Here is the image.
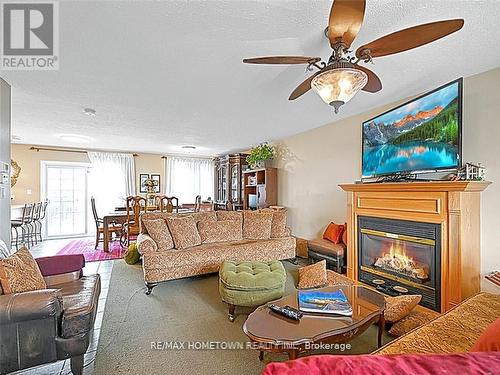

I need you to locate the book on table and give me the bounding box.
[298,289,353,316]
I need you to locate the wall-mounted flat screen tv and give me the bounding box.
[362,78,462,179]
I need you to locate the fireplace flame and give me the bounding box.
[374,241,429,280]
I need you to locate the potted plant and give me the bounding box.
[246,143,275,169]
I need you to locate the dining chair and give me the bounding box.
[194,195,202,212]
[10,203,34,250]
[156,195,179,213]
[121,196,147,246]
[91,197,122,250]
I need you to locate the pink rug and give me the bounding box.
[56,239,126,262]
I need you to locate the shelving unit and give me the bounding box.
[243,168,277,210]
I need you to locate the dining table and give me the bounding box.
[101,208,195,252]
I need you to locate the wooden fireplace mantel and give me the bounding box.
[339,181,491,312]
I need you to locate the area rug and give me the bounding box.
[55,238,125,262]
[94,261,391,375]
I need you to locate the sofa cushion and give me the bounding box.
[142,218,174,251]
[388,309,440,337]
[216,211,242,222]
[384,295,422,323]
[308,238,346,257]
[375,292,500,355]
[262,208,288,238]
[192,211,217,224]
[297,260,327,289]
[141,237,296,283]
[198,220,242,244]
[59,274,101,338]
[243,210,273,240]
[0,247,46,294]
[471,317,500,352]
[166,216,202,249]
[323,222,344,244]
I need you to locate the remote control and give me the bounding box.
[268,304,303,321]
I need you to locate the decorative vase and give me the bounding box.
[252,160,265,169]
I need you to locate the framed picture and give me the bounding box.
[151,174,161,193]
[139,173,150,193]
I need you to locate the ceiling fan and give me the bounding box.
[243,0,464,113]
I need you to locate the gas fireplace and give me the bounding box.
[358,216,441,311]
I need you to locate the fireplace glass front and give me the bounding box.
[358,217,441,311]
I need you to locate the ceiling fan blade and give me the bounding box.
[328,0,366,48]
[355,65,382,93]
[356,19,464,59]
[289,72,320,100]
[242,56,321,65]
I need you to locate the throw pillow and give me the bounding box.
[384,295,422,323]
[0,247,46,294]
[297,260,328,289]
[191,211,217,224]
[323,222,344,244]
[242,210,273,240]
[326,269,356,287]
[143,218,174,251]
[124,243,141,265]
[388,310,440,337]
[216,211,243,222]
[342,223,348,245]
[471,317,500,352]
[198,220,242,244]
[262,208,288,238]
[166,216,202,249]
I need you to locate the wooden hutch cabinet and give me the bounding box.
[213,154,248,210]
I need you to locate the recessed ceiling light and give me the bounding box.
[83,108,96,116]
[181,145,196,150]
[57,134,94,144]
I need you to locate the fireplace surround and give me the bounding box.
[340,181,490,312]
[358,216,441,311]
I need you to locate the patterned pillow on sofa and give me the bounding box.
[192,211,217,224]
[261,208,288,238]
[198,220,242,244]
[0,247,46,294]
[242,210,273,240]
[142,218,174,251]
[216,211,242,222]
[166,216,202,249]
[384,295,422,323]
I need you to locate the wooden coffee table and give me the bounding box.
[243,285,385,360]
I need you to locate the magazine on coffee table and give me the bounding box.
[298,289,353,316]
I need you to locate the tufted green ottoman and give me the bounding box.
[219,260,286,322]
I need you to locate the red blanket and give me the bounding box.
[262,352,500,375]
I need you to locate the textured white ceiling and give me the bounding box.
[3,0,500,156]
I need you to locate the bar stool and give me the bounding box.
[11,203,34,250]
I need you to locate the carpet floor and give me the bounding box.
[94,260,391,375]
[56,239,125,262]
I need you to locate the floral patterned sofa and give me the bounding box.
[136,209,296,294]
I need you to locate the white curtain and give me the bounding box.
[88,152,135,216]
[166,156,214,204]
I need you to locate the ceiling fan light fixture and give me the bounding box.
[311,67,368,113]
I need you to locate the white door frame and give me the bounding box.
[40,160,91,239]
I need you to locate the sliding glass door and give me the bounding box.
[41,162,89,238]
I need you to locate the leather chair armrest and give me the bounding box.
[0,289,63,325]
[36,254,85,277]
[137,233,158,255]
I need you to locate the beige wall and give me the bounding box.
[274,67,500,287]
[10,144,165,204]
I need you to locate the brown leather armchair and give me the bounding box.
[0,254,101,375]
